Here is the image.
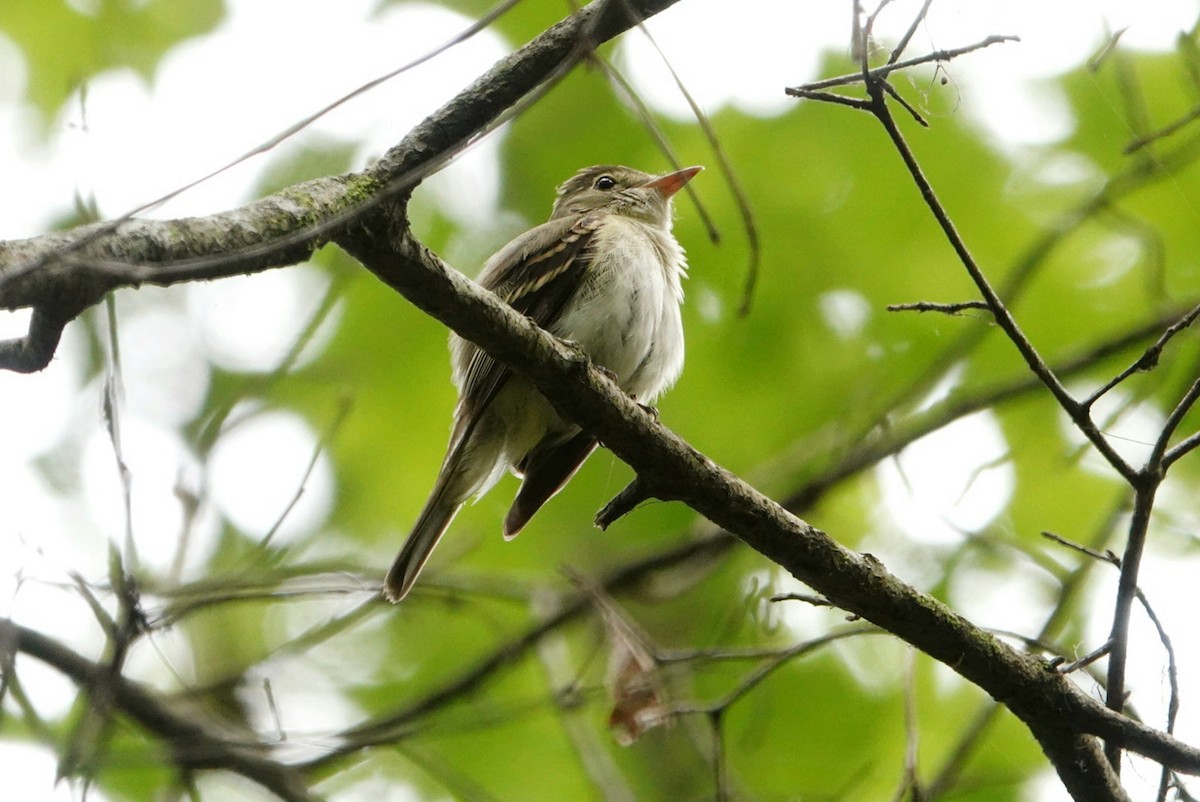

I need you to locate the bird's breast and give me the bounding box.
[551,217,686,403]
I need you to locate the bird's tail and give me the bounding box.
[385,415,503,602]
[384,485,461,602]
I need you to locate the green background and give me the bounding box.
[5,2,1200,800]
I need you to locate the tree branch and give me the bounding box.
[7,2,1200,799]
[0,175,365,371]
[0,0,684,373]
[860,77,1140,488]
[785,34,1020,96]
[0,619,317,802]
[312,16,1200,798]
[0,306,69,373]
[333,193,1200,787]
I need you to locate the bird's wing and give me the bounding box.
[450,212,603,445]
[503,430,599,539]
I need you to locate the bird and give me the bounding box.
[384,164,702,602]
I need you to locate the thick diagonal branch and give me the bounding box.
[0,0,683,372]
[342,219,1200,795]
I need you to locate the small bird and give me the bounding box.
[384,164,702,602]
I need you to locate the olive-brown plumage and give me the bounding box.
[384,164,701,602]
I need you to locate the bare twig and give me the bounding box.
[887,648,923,802]
[0,307,69,373]
[880,77,931,125]
[1163,429,1200,468]
[784,88,873,111]
[888,0,935,66]
[887,300,991,315]
[1105,484,1156,772]
[1150,378,1200,468]
[1041,527,1181,794]
[927,495,1133,800]
[786,35,1019,96]
[2,619,316,802]
[621,20,762,315]
[595,478,654,529]
[1041,530,1118,564]
[860,57,1139,490]
[1083,302,1200,409]
[814,15,1169,795]
[770,592,837,608]
[670,629,876,714]
[1089,27,1129,73]
[710,711,730,802]
[1125,105,1200,155]
[258,397,353,549]
[1056,642,1115,675]
[1141,586,1181,802]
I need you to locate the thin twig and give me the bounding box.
[861,62,1140,486]
[625,21,762,315]
[887,300,991,315]
[1056,641,1115,675]
[671,629,879,716]
[888,0,935,66]
[259,397,353,549]
[1041,530,1118,564]
[1150,377,1200,468]
[594,478,653,529]
[786,35,1020,96]
[887,647,922,802]
[784,89,874,111]
[1140,586,1181,802]
[769,592,837,608]
[588,51,721,244]
[1084,302,1200,409]
[927,495,1133,800]
[1125,104,1200,155]
[1163,429,1200,469]
[3,613,322,801]
[0,307,69,373]
[1042,528,1180,795]
[844,27,1141,796]
[881,78,930,126]
[1089,28,1129,73]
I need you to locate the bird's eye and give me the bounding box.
[594,175,617,190]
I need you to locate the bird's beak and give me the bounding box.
[643,165,703,198]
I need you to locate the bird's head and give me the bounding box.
[550,164,702,225]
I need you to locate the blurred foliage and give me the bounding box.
[6,2,1200,802]
[2,0,224,124]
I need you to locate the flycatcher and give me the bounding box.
[385,164,702,601]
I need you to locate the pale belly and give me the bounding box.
[550,216,685,403]
[445,215,688,498]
